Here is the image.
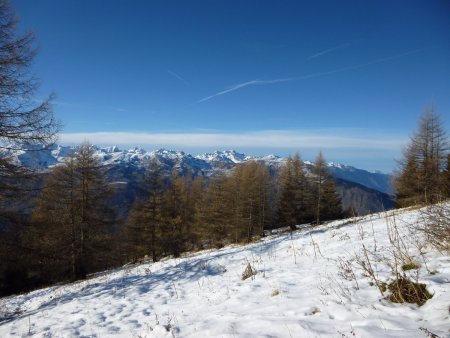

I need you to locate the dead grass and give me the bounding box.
[241,262,257,280]
[401,263,420,271]
[271,289,280,297]
[387,278,433,306]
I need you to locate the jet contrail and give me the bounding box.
[197,49,422,103]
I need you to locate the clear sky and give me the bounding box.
[11,0,450,172]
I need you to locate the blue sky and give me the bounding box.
[11,0,450,172]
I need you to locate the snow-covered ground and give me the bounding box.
[1,207,448,337]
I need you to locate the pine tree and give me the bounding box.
[26,143,114,282]
[190,174,205,246]
[198,174,233,247]
[394,155,421,207]
[76,143,115,276]
[124,157,165,262]
[254,162,273,237]
[230,161,272,242]
[160,170,196,257]
[27,157,80,282]
[277,156,296,227]
[291,153,313,224]
[0,0,58,183]
[311,151,342,224]
[277,153,312,228]
[394,107,449,206]
[0,0,59,295]
[444,154,450,198]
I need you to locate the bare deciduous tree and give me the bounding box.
[277,153,312,228]
[27,143,114,282]
[0,0,59,150]
[394,107,449,206]
[0,0,59,295]
[312,151,342,225]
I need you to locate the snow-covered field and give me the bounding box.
[1,208,449,337]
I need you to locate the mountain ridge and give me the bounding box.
[5,143,393,195]
[0,143,395,223]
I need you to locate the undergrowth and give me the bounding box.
[387,278,433,306]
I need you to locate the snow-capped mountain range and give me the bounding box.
[8,144,283,171]
[5,143,393,195]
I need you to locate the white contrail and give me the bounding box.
[197,78,292,103]
[301,49,422,79]
[168,70,190,85]
[307,41,353,60]
[197,49,421,103]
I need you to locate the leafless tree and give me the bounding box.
[0,0,59,146]
[0,0,59,295]
[0,0,59,192]
[394,107,449,206]
[27,143,115,282]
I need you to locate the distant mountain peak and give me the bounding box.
[3,143,392,194]
[196,150,249,164]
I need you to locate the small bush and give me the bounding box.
[387,278,433,306]
[378,282,387,294]
[401,263,420,271]
[420,203,450,253]
[241,262,256,280]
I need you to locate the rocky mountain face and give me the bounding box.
[335,178,394,215]
[4,144,394,217]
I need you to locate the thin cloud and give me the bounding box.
[307,41,353,60]
[45,99,130,113]
[197,49,422,103]
[60,130,406,151]
[168,70,190,85]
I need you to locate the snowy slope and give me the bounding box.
[1,207,448,337]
